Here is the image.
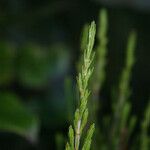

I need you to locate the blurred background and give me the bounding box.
[0,0,150,150]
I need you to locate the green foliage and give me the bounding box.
[67,9,150,150]
[111,31,137,148]
[88,9,108,150]
[0,92,39,141]
[102,31,138,149]
[66,22,96,150]
[65,9,150,150]
[78,9,149,150]
[86,9,149,150]
[93,9,108,92]
[117,31,137,105]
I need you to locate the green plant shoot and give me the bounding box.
[65,21,96,150]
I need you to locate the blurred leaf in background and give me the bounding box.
[17,43,71,89]
[0,92,39,142]
[17,44,52,88]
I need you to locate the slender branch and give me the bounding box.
[66,21,96,150]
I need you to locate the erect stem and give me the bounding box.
[75,120,81,150]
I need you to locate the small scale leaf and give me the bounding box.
[81,109,88,133]
[74,109,80,129]
[82,124,95,150]
[65,142,71,150]
[68,126,74,149]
